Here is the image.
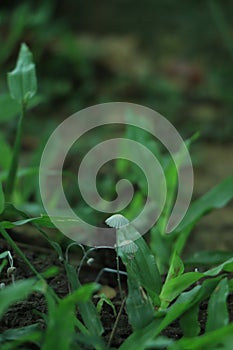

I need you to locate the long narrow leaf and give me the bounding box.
[173,323,233,350]
[160,256,233,309]
[64,262,103,337]
[176,176,233,232]
[125,270,155,330]
[120,276,222,350]
[160,272,203,309]
[116,220,162,296]
[0,215,80,230]
[179,303,200,337]
[0,279,37,319]
[0,324,41,346]
[119,286,202,350]
[157,276,222,340]
[206,277,229,332]
[43,283,102,350]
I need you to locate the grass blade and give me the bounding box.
[160,272,203,309]
[179,303,200,337]
[64,262,104,337]
[176,176,233,232]
[0,279,37,319]
[160,255,233,310]
[172,323,233,350]
[0,324,41,348]
[125,271,155,330]
[206,277,229,332]
[43,283,103,350]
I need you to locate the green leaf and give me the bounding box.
[0,279,37,319]
[0,324,41,345]
[125,272,155,330]
[119,286,202,350]
[160,272,203,309]
[165,251,184,282]
[43,294,77,350]
[144,337,174,349]
[0,215,80,230]
[118,319,162,350]
[160,256,233,309]
[176,176,233,232]
[116,220,162,296]
[179,303,200,337]
[41,266,59,279]
[159,277,221,338]
[7,43,37,104]
[120,277,222,350]
[117,238,157,329]
[174,323,233,350]
[106,215,159,329]
[43,283,103,350]
[64,262,103,337]
[77,294,104,337]
[96,294,117,317]
[62,282,100,305]
[0,202,28,220]
[0,216,55,229]
[157,155,178,235]
[159,286,202,332]
[0,251,9,260]
[204,256,233,276]
[150,226,172,274]
[206,277,229,332]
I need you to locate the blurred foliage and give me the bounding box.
[1,0,233,141]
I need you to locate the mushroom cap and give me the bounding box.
[105,214,129,228]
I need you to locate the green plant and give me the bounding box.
[0,250,16,286]
[0,42,233,350]
[5,43,37,202]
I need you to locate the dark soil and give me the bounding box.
[0,237,233,349]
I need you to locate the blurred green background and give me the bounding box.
[1,0,233,139]
[0,1,232,251]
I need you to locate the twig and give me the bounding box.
[107,296,126,348]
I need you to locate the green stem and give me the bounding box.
[116,245,123,301]
[5,102,26,202]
